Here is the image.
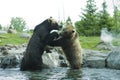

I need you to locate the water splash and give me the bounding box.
[101,28,113,43]
[42,50,61,67]
[100,28,114,49]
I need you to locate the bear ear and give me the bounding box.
[48,17,52,23]
[48,17,57,24]
[50,16,52,18]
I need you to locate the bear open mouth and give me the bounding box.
[50,30,59,33]
[53,36,62,41]
[50,30,62,41]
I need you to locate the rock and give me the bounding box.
[0,46,7,52]
[0,55,21,69]
[42,47,68,68]
[0,45,26,69]
[2,50,9,55]
[0,44,120,70]
[0,30,7,34]
[95,41,113,50]
[7,27,17,34]
[19,32,31,38]
[106,47,120,69]
[82,49,109,68]
[84,57,106,68]
[0,45,68,69]
[5,44,17,50]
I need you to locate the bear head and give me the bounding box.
[47,17,62,31]
[34,17,62,32]
[60,23,77,40]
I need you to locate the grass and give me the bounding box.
[80,36,101,50]
[0,33,30,46]
[0,33,119,50]
[0,33,101,49]
[112,38,120,46]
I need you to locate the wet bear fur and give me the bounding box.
[49,23,82,69]
[20,17,61,71]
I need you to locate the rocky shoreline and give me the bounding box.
[0,44,120,70]
[0,44,26,69]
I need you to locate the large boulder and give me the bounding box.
[0,44,26,69]
[0,55,21,69]
[0,45,68,69]
[19,32,31,38]
[95,41,114,50]
[7,27,17,34]
[82,49,109,68]
[106,47,120,69]
[1,44,120,70]
[0,30,7,34]
[42,47,68,68]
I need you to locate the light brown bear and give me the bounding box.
[50,23,82,69]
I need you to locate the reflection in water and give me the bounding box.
[26,67,68,80]
[0,68,28,80]
[0,68,120,80]
[64,69,82,80]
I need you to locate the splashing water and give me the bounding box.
[101,28,113,43]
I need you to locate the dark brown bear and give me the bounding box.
[50,23,82,69]
[20,17,61,71]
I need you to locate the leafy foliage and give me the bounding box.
[97,1,114,31]
[75,0,115,36]
[10,17,26,32]
[113,8,120,33]
[75,0,98,36]
[0,24,2,30]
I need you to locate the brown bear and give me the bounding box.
[20,17,61,71]
[49,23,82,69]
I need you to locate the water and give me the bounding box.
[101,28,113,43]
[0,67,120,80]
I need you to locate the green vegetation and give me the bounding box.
[0,33,100,49]
[112,38,120,46]
[75,0,120,36]
[0,0,119,51]
[0,33,99,49]
[0,33,120,50]
[0,0,119,37]
[80,36,100,50]
[0,17,26,32]
[0,33,30,46]
[10,17,26,32]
